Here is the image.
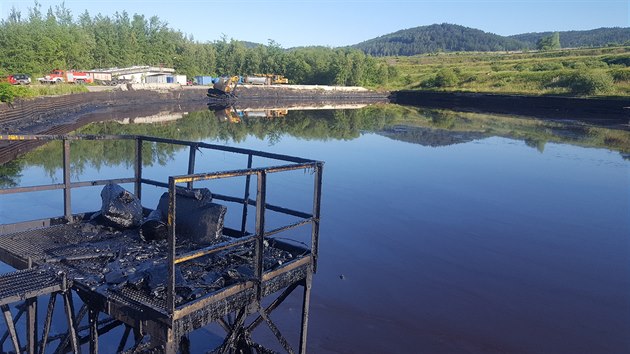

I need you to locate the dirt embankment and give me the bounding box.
[393,90,630,122]
[0,85,390,135]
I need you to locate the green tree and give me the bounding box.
[537,32,561,51]
[0,2,396,86]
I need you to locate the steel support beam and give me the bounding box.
[311,164,323,272]
[61,292,80,354]
[240,154,253,235]
[2,304,21,354]
[89,309,98,354]
[186,145,197,190]
[167,177,177,315]
[26,297,37,354]
[299,270,313,354]
[39,294,57,354]
[254,171,267,304]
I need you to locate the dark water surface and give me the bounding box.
[1,105,629,353]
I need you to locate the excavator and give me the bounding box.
[206,75,239,106]
[253,74,289,84]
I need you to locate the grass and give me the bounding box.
[381,46,630,97]
[0,83,89,103]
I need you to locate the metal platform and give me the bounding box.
[0,267,62,306]
[0,134,323,353]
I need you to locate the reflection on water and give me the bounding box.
[2,105,629,188]
[1,104,630,352]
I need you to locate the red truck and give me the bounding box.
[38,69,93,84]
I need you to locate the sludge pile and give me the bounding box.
[60,183,297,306]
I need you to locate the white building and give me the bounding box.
[87,66,181,84]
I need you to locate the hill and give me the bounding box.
[509,27,630,48]
[352,23,526,56]
[352,24,630,57]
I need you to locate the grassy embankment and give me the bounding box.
[382,46,630,97]
[0,83,88,104]
[2,46,629,103]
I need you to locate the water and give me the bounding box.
[1,105,629,353]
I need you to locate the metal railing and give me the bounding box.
[0,134,323,317]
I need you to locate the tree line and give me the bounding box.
[353,23,526,57]
[0,2,397,86]
[353,23,630,57]
[510,27,630,49]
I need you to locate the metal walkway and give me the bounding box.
[0,134,323,353]
[0,266,82,354]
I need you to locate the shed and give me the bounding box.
[174,75,187,85]
[146,74,169,84]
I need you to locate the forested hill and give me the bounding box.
[509,27,630,48]
[352,24,630,56]
[352,24,526,56]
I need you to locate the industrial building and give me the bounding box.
[87,66,186,85]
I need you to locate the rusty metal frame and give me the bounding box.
[0,134,323,353]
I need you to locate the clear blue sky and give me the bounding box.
[1,0,628,48]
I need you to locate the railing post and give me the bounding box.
[240,154,253,235]
[187,145,196,190]
[26,257,37,354]
[62,138,72,223]
[134,137,143,200]
[167,177,177,315]
[311,163,323,273]
[299,269,313,353]
[254,171,266,303]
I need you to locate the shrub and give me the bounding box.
[434,68,459,87]
[564,71,614,95]
[0,83,18,103]
[584,59,609,69]
[564,61,587,70]
[611,69,630,82]
[490,63,503,72]
[532,62,564,71]
[514,63,529,71]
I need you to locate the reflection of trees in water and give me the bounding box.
[386,107,630,154]
[0,107,396,187]
[0,159,22,188]
[1,105,628,188]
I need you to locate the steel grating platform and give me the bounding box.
[0,221,311,322]
[0,267,62,306]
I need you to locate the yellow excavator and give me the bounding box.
[207,76,239,106]
[253,74,289,84]
[214,76,239,93]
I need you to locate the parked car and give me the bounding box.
[8,74,31,85]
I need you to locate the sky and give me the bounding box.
[1,0,628,48]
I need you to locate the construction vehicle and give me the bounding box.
[243,76,271,85]
[214,107,242,123]
[207,75,239,107]
[240,109,288,118]
[253,74,289,84]
[38,69,93,84]
[270,74,289,84]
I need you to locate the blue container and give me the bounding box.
[194,76,215,85]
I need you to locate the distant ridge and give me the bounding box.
[509,27,630,48]
[351,23,630,56]
[352,23,525,56]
